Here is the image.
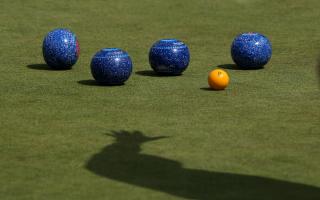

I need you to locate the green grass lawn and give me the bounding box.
[1,0,320,199]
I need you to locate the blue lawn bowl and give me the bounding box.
[90,48,133,85]
[231,32,272,69]
[149,39,190,75]
[42,28,79,70]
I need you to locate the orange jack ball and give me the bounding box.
[208,69,230,90]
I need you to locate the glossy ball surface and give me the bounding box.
[42,28,79,69]
[231,32,272,69]
[90,48,133,85]
[149,39,190,75]
[208,69,229,90]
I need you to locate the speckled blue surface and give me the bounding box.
[231,32,272,69]
[90,48,133,85]
[42,28,79,69]
[149,39,190,75]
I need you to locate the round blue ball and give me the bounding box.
[149,39,190,75]
[42,28,79,70]
[231,32,272,69]
[90,48,133,85]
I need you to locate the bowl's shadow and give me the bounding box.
[136,70,182,77]
[317,57,320,86]
[26,64,71,71]
[26,64,52,70]
[78,80,124,87]
[218,64,263,70]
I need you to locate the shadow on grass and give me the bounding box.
[317,57,320,86]
[200,87,226,91]
[136,70,182,77]
[86,130,320,200]
[218,64,263,70]
[26,64,51,70]
[26,64,71,71]
[78,80,124,87]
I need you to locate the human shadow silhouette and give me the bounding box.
[86,131,320,200]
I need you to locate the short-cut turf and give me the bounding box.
[0,0,319,199]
